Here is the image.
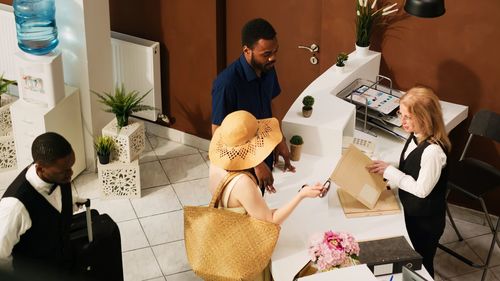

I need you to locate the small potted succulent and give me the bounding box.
[335,52,349,73]
[94,135,115,164]
[289,135,304,161]
[302,95,315,118]
[93,84,155,129]
[0,73,15,107]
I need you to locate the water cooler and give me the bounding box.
[10,0,86,177]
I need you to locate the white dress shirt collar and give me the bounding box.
[25,164,53,195]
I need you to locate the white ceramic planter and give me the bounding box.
[355,44,370,57]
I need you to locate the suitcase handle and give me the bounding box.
[75,199,94,243]
[83,199,93,243]
[76,199,94,243]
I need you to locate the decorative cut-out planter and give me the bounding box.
[102,118,145,163]
[0,131,16,170]
[98,159,141,199]
[0,95,17,170]
[0,95,16,132]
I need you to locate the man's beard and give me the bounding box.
[251,53,274,74]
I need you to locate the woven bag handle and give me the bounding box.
[209,171,257,208]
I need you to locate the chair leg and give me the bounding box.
[480,219,499,281]
[446,202,464,241]
[479,198,500,248]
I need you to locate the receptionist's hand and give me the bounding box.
[274,137,296,173]
[254,162,276,193]
[366,160,389,175]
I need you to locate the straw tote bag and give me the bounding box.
[184,172,281,281]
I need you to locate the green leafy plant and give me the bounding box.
[94,135,115,157]
[0,73,15,96]
[302,95,315,111]
[290,135,304,145]
[93,84,155,129]
[356,0,398,47]
[336,53,349,67]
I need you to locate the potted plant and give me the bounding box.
[0,73,15,107]
[336,53,349,67]
[94,135,115,164]
[302,95,315,118]
[93,84,155,129]
[355,0,398,55]
[289,135,304,161]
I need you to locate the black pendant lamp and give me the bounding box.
[404,0,445,18]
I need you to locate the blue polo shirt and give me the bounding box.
[211,54,281,169]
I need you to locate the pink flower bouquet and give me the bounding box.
[308,230,360,271]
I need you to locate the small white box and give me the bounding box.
[0,131,16,170]
[102,118,145,163]
[97,159,141,199]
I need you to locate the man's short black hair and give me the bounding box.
[241,18,276,48]
[32,132,73,165]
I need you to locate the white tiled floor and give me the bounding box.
[1,133,499,281]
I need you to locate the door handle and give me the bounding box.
[298,43,319,53]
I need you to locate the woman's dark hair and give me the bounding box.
[31,132,73,165]
[241,18,276,48]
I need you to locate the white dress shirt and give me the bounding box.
[384,139,447,199]
[0,165,82,268]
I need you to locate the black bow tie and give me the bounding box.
[48,184,59,195]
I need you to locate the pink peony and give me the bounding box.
[308,230,360,272]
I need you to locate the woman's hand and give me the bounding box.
[366,160,389,175]
[299,183,324,199]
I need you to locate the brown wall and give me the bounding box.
[108,0,219,140]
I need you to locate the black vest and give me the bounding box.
[2,167,73,271]
[398,134,448,217]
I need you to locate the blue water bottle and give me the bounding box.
[13,0,59,55]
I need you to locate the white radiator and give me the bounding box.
[0,4,20,81]
[111,31,162,122]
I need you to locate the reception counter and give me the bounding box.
[265,50,468,281]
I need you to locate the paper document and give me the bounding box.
[330,145,386,209]
[347,85,400,115]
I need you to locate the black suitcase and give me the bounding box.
[70,199,124,281]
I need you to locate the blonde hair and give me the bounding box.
[400,86,451,153]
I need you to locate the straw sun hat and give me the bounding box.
[209,110,282,171]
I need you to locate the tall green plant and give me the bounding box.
[355,0,398,47]
[93,84,155,129]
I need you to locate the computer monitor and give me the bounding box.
[402,265,428,281]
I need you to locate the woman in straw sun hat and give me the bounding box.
[209,110,324,280]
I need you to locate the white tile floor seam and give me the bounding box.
[1,132,499,281]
